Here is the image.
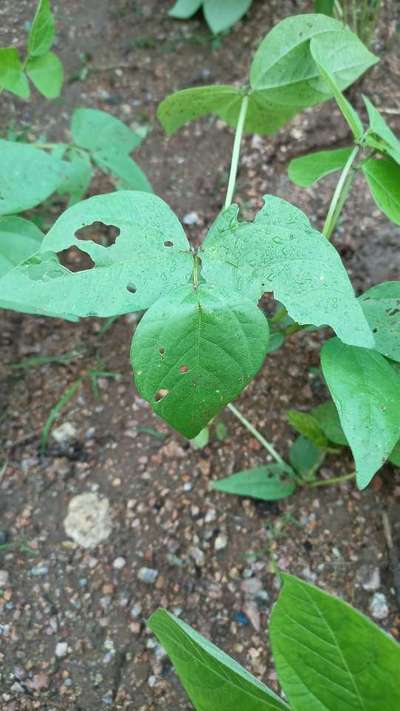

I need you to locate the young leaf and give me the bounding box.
[0,191,192,318]
[287,410,328,448]
[311,400,347,446]
[201,196,374,349]
[71,108,145,154]
[169,0,202,19]
[289,436,324,477]
[26,51,63,98]
[27,0,55,58]
[363,95,400,165]
[321,337,400,489]
[288,147,353,187]
[56,148,93,205]
[148,609,289,710]
[309,33,364,139]
[211,464,296,500]
[131,284,269,438]
[0,140,67,215]
[270,574,400,711]
[359,281,400,363]
[94,152,152,193]
[250,15,377,109]
[0,48,30,98]
[203,0,252,34]
[362,157,400,225]
[0,217,43,277]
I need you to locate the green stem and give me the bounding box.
[227,402,286,467]
[307,471,355,488]
[224,95,249,209]
[322,144,360,240]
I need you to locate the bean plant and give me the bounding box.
[169,0,253,34]
[149,573,400,710]
[1,13,399,497]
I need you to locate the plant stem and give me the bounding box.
[322,144,360,240]
[227,402,286,467]
[307,471,355,488]
[224,95,249,209]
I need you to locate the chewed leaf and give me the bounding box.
[200,195,374,349]
[131,284,269,438]
[0,191,192,318]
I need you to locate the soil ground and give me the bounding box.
[0,1,400,709]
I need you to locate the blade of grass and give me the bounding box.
[40,378,83,452]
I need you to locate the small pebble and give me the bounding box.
[214,534,228,551]
[138,567,158,584]
[182,211,199,225]
[0,570,9,587]
[30,564,49,577]
[52,422,77,444]
[369,592,389,620]
[189,546,205,567]
[55,642,68,658]
[112,556,126,570]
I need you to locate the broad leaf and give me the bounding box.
[309,33,364,139]
[0,217,43,278]
[287,410,327,447]
[359,281,400,362]
[27,0,55,58]
[0,140,67,215]
[169,0,202,19]
[250,15,377,109]
[94,152,152,193]
[56,148,93,205]
[149,609,289,710]
[203,0,252,34]
[364,95,400,165]
[289,436,324,477]
[288,147,353,187]
[131,284,269,438]
[0,48,30,98]
[201,196,374,349]
[26,51,63,98]
[0,191,192,318]
[362,157,400,225]
[211,464,296,500]
[71,107,145,154]
[311,400,347,446]
[321,337,400,488]
[270,574,400,711]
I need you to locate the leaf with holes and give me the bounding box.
[0,217,44,278]
[211,464,296,501]
[148,609,289,711]
[288,147,353,187]
[0,48,30,98]
[0,191,192,318]
[362,158,400,225]
[270,573,400,711]
[0,140,67,215]
[359,281,400,363]
[27,0,55,58]
[364,95,400,165]
[131,284,269,438]
[321,337,400,489]
[26,51,63,98]
[200,195,374,349]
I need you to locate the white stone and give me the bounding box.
[52,422,77,444]
[183,211,200,225]
[112,557,126,570]
[369,592,389,620]
[0,570,9,587]
[64,493,112,549]
[55,642,68,658]
[138,567,158,584]
[214,534,228,551]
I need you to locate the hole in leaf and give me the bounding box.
[159,347,165,356]
[58,246,95,272]
[127,283,137,294]
[164,240,174,247]
[373,328,378,333]
[155,388,169,402]
[179,364,189,373]
[75,221,120,247]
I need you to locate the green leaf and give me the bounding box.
[169,0,202,19]
[203,0,252,34]
[309,33,364,139]
[71,107,145,154]
[266,332,284,353]
[0,217,43,278]
[94,152,152,193]
[362,157,400,225]
[0,140,67,215]
[27,0,55,58]
[311,400,347,446]
[289,435,324,477]
[250,15,377,109]
[26,51,63,98]
[131,284,269,438]
[270,573,400,711]
[359,281,400,363]
[190,427,210,449]
[56,148,93,205]
[287,410,328,448]
[321,337,400,489]
[364,95,400,165]
[288,147,353,187]
[0,48,30,98]
[211,464,296,500]
[201,196,374,349]
[389,441,400,467]
[0,191,192,318]
[314,0,334,14]
[148,609,289,710]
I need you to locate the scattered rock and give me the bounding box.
[369,592,389,620]
[64,493,112,549]
[182,211,200,225]
[112,556,126,570]
[241,578,263,596]
[55,642,68,658]
[214,533,228,551]
[358,565,381,592]
[0,570,9,587]
[52,422,77,444]
[138,567,158,584]
[30,563,49,577]
[189,546,205,567]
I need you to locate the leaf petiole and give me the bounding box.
[224,94,249,209]
[322,143,361,240]
[227,402,288,468]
